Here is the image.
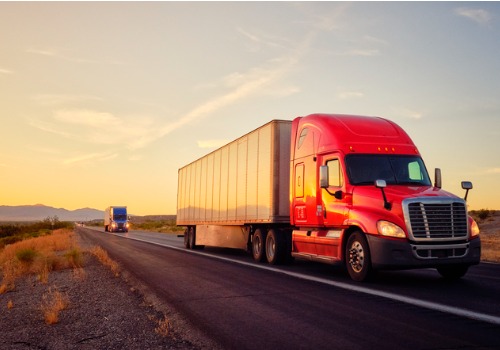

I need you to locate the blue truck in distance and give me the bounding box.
[104,206,129,233]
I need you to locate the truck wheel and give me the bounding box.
[437,265,469,280]
[266,229,284,265]
[252,228,267,262]
[187,227,195,250]
[183,228,190,249]
[346,231,373,282]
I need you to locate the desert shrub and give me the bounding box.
[64,248,82,268]
[41,287,69,324]
[0,229,82,291]
[470,209,493,221]
[16,248,37,264]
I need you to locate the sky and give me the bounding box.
[0,2,499,215]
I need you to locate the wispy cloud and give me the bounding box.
[486,167,500,174]
[237,27,291,52]
[454,7,493,26]
[340,49,381,57]
[149,38,312,146]
[32,94,103,106]
[197,139,230,149]
[0,68,14,74]
[28,118,73,139]
[26,47,125,65]
[392,107,424,120]
[29,109,157,150]
[54,110,121,127]
[337,91,364,100]
[63,151,118,165]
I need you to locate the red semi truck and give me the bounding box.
[177,114,481,281]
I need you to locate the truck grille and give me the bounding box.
[405,199,468,241]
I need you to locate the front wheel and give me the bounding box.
[437,265,469,280]
[346,231,373,282]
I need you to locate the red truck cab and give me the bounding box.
[290,114,480,281]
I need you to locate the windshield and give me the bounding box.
[113,214,127,221]
[345,155,431,186]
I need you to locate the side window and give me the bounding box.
[297,128,308,149]
[327,159,343,187]
[408,161,423,180]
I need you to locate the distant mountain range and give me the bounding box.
[0,204,104,222]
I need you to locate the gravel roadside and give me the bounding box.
[0,231,218,350]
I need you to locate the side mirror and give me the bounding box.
[461,181,473,190]
[375,179,387,188]
[462,181,473,201]
[434,168,442,189]
[319,165,329,188]
[375,179,391,210]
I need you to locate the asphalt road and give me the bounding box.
[76,226,500,350]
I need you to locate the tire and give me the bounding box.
[183,228,190,249]
[346,231,373,282]
[437,265,469,280]
[252,228,267,262]
[187,227,195,250]
[266,229,284,265]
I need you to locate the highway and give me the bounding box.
[76,226,500,350]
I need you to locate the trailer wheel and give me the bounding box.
[183,228,190,249]
[252,228,267,262]
[187,227,195,250]
[346,231,373,282]
[436,264,469,280]
[266,229,284,265]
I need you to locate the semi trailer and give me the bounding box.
[176,114,481,281]
[104,206,129,233]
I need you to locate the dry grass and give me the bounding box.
[480,234,500,262]
[0,229,80,293]
[475,210,500,263]
[90,246,120,277]
[154,317,171,337]
[40,287,69,325]
[7,299,13,309]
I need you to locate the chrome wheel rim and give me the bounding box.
[349,241,364,273]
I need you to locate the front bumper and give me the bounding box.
[366,235,481,270]
[111,223,129,232]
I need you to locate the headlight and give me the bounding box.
[111,222,116,227]
[470,219,480,237]
[377,220,406,238]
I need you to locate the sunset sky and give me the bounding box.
[1,2,499,215]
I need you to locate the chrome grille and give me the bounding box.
[406,200,468,241]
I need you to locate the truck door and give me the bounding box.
[292,162,317,255]
[315,156,349,259]
[321,157,349,227]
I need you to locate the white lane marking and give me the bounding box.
[106,230,500,326]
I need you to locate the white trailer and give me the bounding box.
[177,120,292,250]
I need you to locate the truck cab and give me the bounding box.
[104,206,130,233]
[290,114,481,281]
